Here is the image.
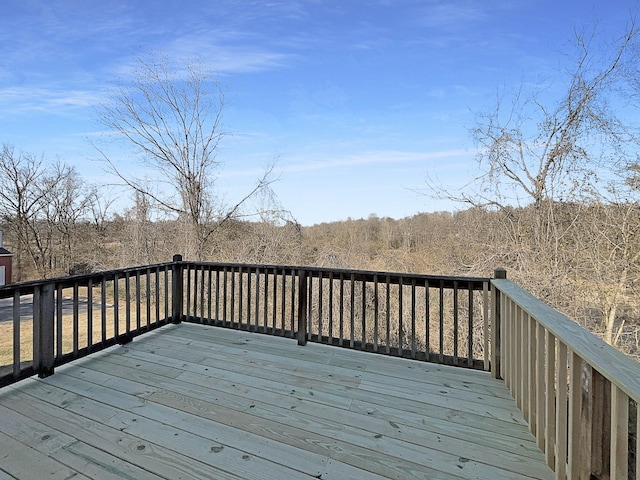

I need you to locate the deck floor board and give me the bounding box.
[0,323,554,480]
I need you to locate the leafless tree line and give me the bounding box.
[1,167,639,355]
[0,145,100,280]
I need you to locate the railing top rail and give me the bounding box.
[0,261,174,298]
[493,278,640,402]
[0,259,490,300]
[183,261,491,289]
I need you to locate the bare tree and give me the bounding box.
[0,145,93,279]
[461,23,638,210]
[423,21,640,349]
[96,54,276,260]
[0,145,48,280]
[41,162,94,274]
[578,201,640,347]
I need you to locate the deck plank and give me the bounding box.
[49,364,463,479]
[59,358,544,479]
[79,348,547,461]
[162,325,514,397]
[128,329,534,436]
[0,429,91,480]
[0,323,554,479]
[0,399,165,480]
[1,382,247,480]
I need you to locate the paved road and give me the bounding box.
[0,296,111,324]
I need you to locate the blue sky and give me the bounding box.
[1,1,638,225]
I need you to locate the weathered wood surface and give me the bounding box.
[0,323,553,479]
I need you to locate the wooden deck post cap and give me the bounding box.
[494,267,507,279]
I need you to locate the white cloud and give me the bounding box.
[283,148,472,174]
[0,87,104,115]
[162,33,297,74]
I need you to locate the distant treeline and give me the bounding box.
[2,201,639,359]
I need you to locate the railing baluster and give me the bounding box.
[297,269,308,346]
[238,266,243,327]
[125,272,131,335]
[207,267,212,325]
[101,276,107,344]
[453,280,458,363]
[281,268,286,335]
[505,297,512,391]
[373,275,379,353]
[155,267,160,324]
[164,266,169,321]
[72,282,79,355]
[410,278,416,359]
[467,284,473,366]
[199,267,204,322]
[254,268,260,331]
[328,271,334,343]
[568,351,582,477]
[482,280,489,371]
[361,278,366,350]
[12,290,20,378]
[191,266,198,322]
[318,272,323,341]
[533,322,546,444]
[247,267,252,328]
[264,268,269,332]
[398,276,403,356]
[339,273,345,347]
[555,341,568,480]
[290,269,295,339]
[272,267,277,333]
[508,298,515,394]
[56,284,63,358]
[535,322,545,447]
[135,270,141,330]
[222,267,228,326]
[438,280,444,363]
[178,266,185,322]
[425,280,431,361]
[230,266,236,326]
[385,275,390,355]
[512,300,519,396]
[145,269,151,329]
[544,330,556,470]
[87,279,93,350]
[516,304,523,410]
[611,385,629,480]
[349,273,355,349]
[525,314,538,436]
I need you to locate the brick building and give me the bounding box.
[0,231,13,286]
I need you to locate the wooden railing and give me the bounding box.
[0,261,176,387]
[0,256,490,387]
[2,257,638,479]
[178,260,491,368]
[492,269,639,480]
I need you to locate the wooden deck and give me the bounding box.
[0,323,554,480]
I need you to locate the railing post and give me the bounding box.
[33,282,55,377]
[297,269,308,346]
[491,267,506,379]
[172,254,183,324]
